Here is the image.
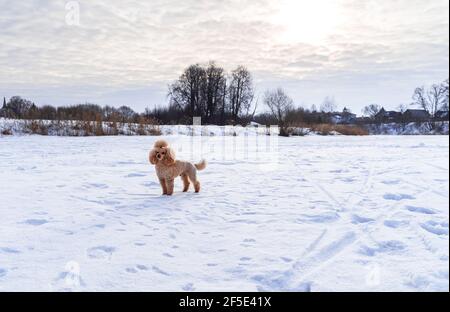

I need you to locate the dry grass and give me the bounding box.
[310,124,368,136]
[335,125,369,136]
[310,124,335,135]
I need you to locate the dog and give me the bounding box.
[149,140,207,196]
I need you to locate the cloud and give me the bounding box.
[0,0,448,112]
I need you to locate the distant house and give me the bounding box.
[435,110,449,120]
[331,108,357,124]
[375,107,402,122]
[404,109,430,121]
[356,116,372,124]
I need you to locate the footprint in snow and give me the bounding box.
[420,221,449,236]
[126,173,147,178]
[182,283,195,291]
[351,214,375,224]
[383,193,415,201]
[137,265,148,271]
[152,266,170,276]
[87,246,116,259]
[406,206,437,215]
[405,274,431,290]
[297,212,340,224]
[24,219,48,226]
[126,265,148,274]
[86,183,109,189]
[384,220,409,228]
[359,240,407,257]
[0,247,21,254]
[254,273,312,292]
[0,268,7,278]
[381,180,400,185]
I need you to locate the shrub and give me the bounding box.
[106,122,119,136]
[148,126,162,136]
[290,127,311,136]
[95,121,105,136]
[1,128,12,135]
[83,121,94,136]
[25,120,49,135]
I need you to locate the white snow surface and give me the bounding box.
[0,135,448,292]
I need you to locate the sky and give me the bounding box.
[0,0,448,114]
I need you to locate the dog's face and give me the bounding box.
[155,148,166,161]
[150,145,176,166]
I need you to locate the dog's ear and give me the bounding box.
[149,149,158,165]
[164,147,176,165]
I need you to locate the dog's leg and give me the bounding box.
[194,181,201,193]
[187,171,201,193]
[159,178,168,195]
[166,179,175,196]
[181,174,190,192]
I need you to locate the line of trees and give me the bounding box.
[1,61,448,133]
[167,62,256,125]
[0,96,157,125]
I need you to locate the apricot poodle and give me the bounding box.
[149,140,207,195]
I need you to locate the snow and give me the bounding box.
[0,135,448,292]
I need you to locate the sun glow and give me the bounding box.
[274,0,341,44]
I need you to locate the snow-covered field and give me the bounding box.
[0,135,448,292]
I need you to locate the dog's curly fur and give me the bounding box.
[149,140,207,196]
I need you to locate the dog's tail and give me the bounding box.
[195,160,207,171]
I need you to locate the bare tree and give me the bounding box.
[320,96,337,113]
[440,79,449,112]
[228,66,254,125]
[168,64,206,118]
[117,106,137,123]
[203,62,226,123]
[428,84,446,117]
[362,104,382,119]
[413,84,446,118]
[264,88,294,136]
[412,86,427,110]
